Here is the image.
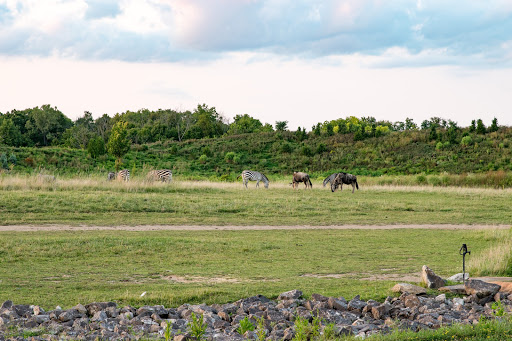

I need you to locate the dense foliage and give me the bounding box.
[1,104,510,181]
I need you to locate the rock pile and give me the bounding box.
[1,285,511,340]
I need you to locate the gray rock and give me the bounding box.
[348,295,366,313]
[328,297,348,311]
[421,265,446,289]
[278,290,302,300]
[447,273,469,282]
[91,310,108,322]
[372,304,391,320]
[465,279,501,298]
[58,309,82,322]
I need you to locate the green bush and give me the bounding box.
[461,135,473,146]
[198,154,207,164]
[416,174,427,184]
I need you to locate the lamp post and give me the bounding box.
[459,244,470,284]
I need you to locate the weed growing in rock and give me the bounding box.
[187,312,207,340]
[237,316,255,335]
[255,316,267,341]
[492,301,506,317]
[164,320,172,341]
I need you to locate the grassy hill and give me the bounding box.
[1,127,512,186]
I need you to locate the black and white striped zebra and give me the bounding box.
[107,169,130,181]
[323,172,340,187]
[237,170,269,188]
[147,169,172,182]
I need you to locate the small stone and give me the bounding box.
[446,273,469,282]
[434,294,446,303]
[278,290,302,300]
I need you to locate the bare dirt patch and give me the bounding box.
[302,272,421,282]
[0,224,510,232]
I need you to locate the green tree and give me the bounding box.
[275,121,288,131]
[469,120,476,133]
[489,117,499,132]
[476,119,486,134]
[227,114,264,135]
[107,121,131,170]
[405,117,418,130]
[25,105,72,146]
[189,104,227,139]
[429,125,438,141]
[87,135,106,158]
[0,118,23,146]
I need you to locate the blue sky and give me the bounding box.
[1,0,511,129]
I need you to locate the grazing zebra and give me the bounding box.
[237,170,269,188]
[323,173,340,187]
[147,169,172,182]
[331,172,359,193]
[292,172,312,189]
[107,169,130,181]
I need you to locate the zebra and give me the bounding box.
[107,169,130,181]
[331,172,359,193]
[237,170,269,188]
[323,172,340,187]
[147,169,172,182]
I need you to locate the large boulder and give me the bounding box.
[421,265,446,289]
[391,283,427,295]
[465,279,501,298]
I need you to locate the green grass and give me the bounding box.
[0,228,505,310]
[1,176,511,225]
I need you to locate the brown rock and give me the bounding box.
[438,284,466,294]
[392,283,427,295]
[403,294,421,309]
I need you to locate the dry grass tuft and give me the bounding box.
[469,229,512,276]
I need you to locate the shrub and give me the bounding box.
[198,154,207,164]
[237,316,255,335]
[435,142,443,150]
[8,153,17,165]
[187,313,207,340]
[416,174,427,184]
[224,152,235,163]
[461,135,473,146]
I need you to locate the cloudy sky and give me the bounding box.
[1,0,511,130]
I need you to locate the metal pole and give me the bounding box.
[459,244,470,284]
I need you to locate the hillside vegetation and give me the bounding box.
[1,104,511,186]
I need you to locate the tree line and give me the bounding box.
[0,103,503,154]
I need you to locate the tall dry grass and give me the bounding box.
[468,229,512,276]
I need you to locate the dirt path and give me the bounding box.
[0,224,509,231]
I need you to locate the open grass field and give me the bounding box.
[1,175,512,226]
[0,228,510,310]
[1,175,511,314]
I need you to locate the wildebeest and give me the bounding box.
[292,171,312,189]
[323,172,340,187]
[331,172,359,193]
